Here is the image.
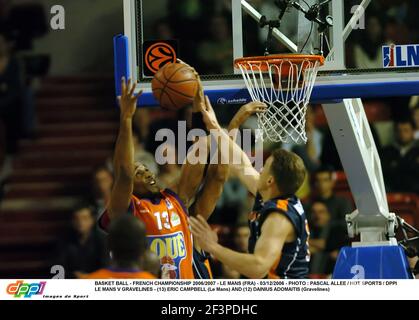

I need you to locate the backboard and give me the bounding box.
[116,0,419,105]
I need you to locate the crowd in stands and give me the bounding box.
[0,0,49,188]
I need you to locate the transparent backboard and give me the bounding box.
[119,0,419,105]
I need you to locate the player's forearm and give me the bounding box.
[178,136,210,202]
[214,128,259,195]
[113,118,135,176]
[210,243,269,279]
[217,127,255,173]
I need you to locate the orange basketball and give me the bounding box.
[151,63,198,110]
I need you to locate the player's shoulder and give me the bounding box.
[161,188,189,212]
[162,188,179,198]
[261,196,305,221]
[262,197,292,213]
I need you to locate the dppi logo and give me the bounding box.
[383,44,419,68]
[6,281,46,298]
[145,42,177,74]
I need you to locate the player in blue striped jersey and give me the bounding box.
[190,98,310,279]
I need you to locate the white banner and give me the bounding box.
[1,279,418,300]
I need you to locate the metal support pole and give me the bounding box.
[322,99,397,246]
[123,0,138,82]
[232,0,244,74]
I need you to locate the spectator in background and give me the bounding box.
[89,166,114,217]
[83,216,156,279]
[381,119,419,193]
[412,106,419,140]
[309,166,353,225]
[197,14,233,74]
[308,201,348,275]
[56,203,109,279]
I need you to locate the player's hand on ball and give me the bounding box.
[177,59,204,112]
[229,101,267,130]
[118,77,142,120]
[190,215,218,253]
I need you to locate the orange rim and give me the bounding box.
[234,54,325,71]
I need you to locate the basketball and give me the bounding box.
[151,63,199,110]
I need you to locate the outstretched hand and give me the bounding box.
[189,215,219,253]
[177,59,204,112]
[118,77,142,120]
[199,96,221,131]
[229,101,267,130]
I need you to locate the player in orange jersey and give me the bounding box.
[99,73,229,279]
[84,215,156,279]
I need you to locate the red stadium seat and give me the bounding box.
[363,101,391,122]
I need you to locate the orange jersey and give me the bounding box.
[99,189,195,279]
[83,268,156,279]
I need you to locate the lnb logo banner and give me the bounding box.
[6,281,46,298]
[383,44,419,68]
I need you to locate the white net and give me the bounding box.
[236,56,322,144]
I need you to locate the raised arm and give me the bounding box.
[175,67,212,207]
[190,213,294,279]
[190,144,230,220]
[191,101,267,218]
[200,97,266,196]
[108,78,141,219]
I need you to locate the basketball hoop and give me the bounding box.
[235,54,324,144]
